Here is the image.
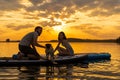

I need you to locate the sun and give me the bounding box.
[53,26,63,32]
[52,18,66,32]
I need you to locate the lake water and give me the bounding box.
[0,42,120,80]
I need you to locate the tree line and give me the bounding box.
[4,37,120,43]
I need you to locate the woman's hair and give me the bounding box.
[58,31,67,41]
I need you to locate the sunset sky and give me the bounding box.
[0,0,120,41]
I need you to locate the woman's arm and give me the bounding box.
[53,42,61,53]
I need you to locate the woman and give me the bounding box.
[54,31,74,56]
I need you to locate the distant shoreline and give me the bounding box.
[50,38,116,43]
[0,38,119,43]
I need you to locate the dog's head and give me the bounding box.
[46,44,51,49]
[45,44,54,54]
[45,44,53,53]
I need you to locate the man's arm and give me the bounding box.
[33,36,46,48]
[36,43,46,48]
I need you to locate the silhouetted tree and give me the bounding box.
[116,37,120,43]
[6,38,10,42]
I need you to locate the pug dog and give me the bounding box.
[45,44,54,60]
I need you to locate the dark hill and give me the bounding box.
[50,38,116,42]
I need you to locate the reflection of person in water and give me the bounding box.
[46,66,54,80]
[54,31,74,56]
[18,66,40,80]
[45,65,73,80]
[57,64,73,80]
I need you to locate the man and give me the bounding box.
[19,26,46,60]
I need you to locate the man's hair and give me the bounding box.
[34,26,42,31]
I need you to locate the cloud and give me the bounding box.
[115,26,120,30]
[65,19,76,23]
[87,0,120,16]
[28,0,74,11]
[24,0,120,28]
[70,24,102,30]
[0,0,25,11]
[39,20,62,27]
[6,24,34,30]
[26,0,76,19]
[0,29,5,34]
[0,0,119,27]
[1,0,119,17]
[69,24,103,37]
[29,0,44,5]
[81,26,102,37]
